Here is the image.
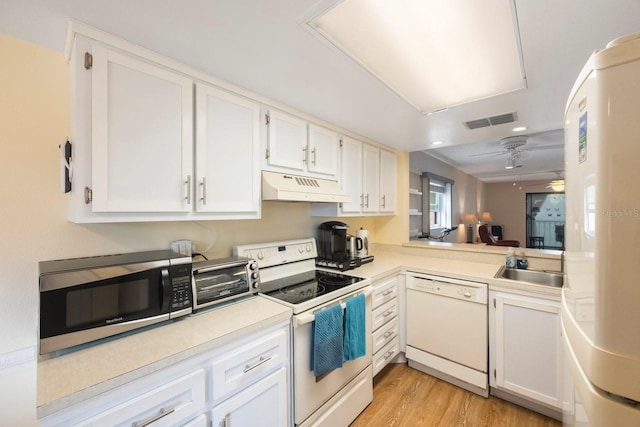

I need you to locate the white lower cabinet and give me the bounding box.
[40,322,291,427]
[211,368,288,427]
[489,290,562,416]
[371,274,400,376]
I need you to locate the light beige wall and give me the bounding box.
[409,151,485,243]
[485,180,553,245]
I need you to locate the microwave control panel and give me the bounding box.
[170,264,193,311]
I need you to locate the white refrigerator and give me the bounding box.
[562,32,640,426]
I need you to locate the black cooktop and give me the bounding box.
[262,270,365,305]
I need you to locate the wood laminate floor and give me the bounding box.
[350,363,561,427]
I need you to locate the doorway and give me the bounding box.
[526,193,565,250]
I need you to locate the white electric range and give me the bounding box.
[234,238,373,427]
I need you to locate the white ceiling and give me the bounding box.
[2,0,639,182]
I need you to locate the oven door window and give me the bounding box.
[40,269,165,339]
[194,268,248,302]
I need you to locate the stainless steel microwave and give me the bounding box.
[191,257,260,311]
[39,250,192,355]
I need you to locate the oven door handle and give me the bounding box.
[293,287,372,328]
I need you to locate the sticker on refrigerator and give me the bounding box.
[578,112,587,164]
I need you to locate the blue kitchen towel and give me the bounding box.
[311,303,344,376]
[343,293,366,361]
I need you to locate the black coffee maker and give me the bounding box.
[317,221,349,262]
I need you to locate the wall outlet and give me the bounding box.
[170,240,193,256]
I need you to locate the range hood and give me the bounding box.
[262,171,352,203]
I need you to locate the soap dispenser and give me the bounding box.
[516,251,528,270]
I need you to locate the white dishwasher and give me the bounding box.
[405,272,489,397]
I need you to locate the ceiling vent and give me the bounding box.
[464,112,518,130]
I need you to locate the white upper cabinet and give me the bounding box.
[339,135,364,214]
[379,149,397,213]
[362,143,381,213]
[311,135,396,217]
[307,124,339,176]
[66,28,262,222]
[91,44,194,213]
[265,109,307,172]
[195,83,261,218]
[264,109,339,179]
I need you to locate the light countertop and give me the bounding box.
[353,250,563,298]
[37,247,561,419]
[37,296,292,418]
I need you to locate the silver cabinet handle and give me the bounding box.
[302,147,307,164]
[312,147,317,165]
[184,175,191,204]
[200,177,207,205]
[382,310,394,317]
[383,330,394,338]
[381,194,386,208]
[133,406,175,427]
[360,194,364,208]
[382,290,393,296]
[243,355,272,373]
[219,414,230,427]
[365,193,369,208]
[383,349,396,360]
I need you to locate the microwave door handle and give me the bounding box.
[161,268,171,312]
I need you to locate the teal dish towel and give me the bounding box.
[311,303,344,376]
[343,293,366,361]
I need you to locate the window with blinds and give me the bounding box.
[422,173,454,234]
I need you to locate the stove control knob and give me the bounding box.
[252,281,260,289]
[249,261,258,270]
[298,246,304,254]
[256,251,264,260]
[306,243,312,252]
[251,272,259,280]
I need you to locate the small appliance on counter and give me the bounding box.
[38,250,192,355]
[316,221,373,271]
[191,256,260,311]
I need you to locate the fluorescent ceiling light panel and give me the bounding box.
[311,0,526,113]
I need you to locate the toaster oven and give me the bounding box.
[191,257,260,311]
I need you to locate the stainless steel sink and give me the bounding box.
[495,265,564,288]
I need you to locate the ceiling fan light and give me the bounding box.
[505,157,515,169]
[550,179,565,191]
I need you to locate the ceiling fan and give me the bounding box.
[470,135,563,169]
[519,171,565,191]
[545,172,565,191]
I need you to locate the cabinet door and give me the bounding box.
[493,294,562,409]
[91,44,193,212]
[379,150,397,214]
[362,144,380,213]
[195,83,260,217]
[266,110,307,171]
[211,368,288,427]
[307,124,339,177]
[339,136,364,214]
